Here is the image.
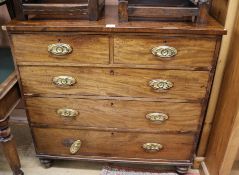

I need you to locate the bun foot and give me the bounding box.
[13,169,24,175]
[39,159,53,168]
[176,166,189,174]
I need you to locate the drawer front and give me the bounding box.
[11,34,109,64]
[33,127,194,161]
[19,66,209,101]
[26,97,201,132]
[114,36,216,69]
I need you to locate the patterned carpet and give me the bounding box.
[101,166,178,175]
[100,166,200,175]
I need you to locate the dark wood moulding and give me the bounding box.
[12,0,105,21]
[118,0,209,24]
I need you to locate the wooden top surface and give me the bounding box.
[6,5,226,35]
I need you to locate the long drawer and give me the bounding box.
[33,127,195,161]
[26,97,201,132]
[19,66,209,101]
[114,36,216,69]
[11,34,109,64]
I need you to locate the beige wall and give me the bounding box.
[107,0,117,5]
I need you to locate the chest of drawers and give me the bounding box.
[7,6,225,174]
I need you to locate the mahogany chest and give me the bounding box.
[7,4,225,174]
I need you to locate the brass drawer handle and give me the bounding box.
[152,46,177,58]
[48,43,73,56]
[146,113,169,123]
[70,140,82,155]
[57,108,79,118]
[142,143,163,152]
[53,76,76,87]
[149,79,174,91]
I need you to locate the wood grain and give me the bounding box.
[0,72,20,118]
[13,0,105,21]
[11,34,110,64]
[205,7,239,175]
[114,35,216,69]
[196,38,222,156]
[19,66,210,101]
[0,116,23,175]
[26,97,202,132]
[118,0,128,22]
[33,127,195,161]
[0,68,22,175]
[6,15,226,35]
[197,1,209,24]
[197,0,238,156]
[6,1,225,169]
[0,72,17,98]
[0,5,11,47]
[118,0,206,23]
[210,0,229,25]
[0,84,20,118]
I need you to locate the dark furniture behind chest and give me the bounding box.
[118,0,209,23]
[0,48,22,175]
[13,0,105,20]
[7,1,226,174]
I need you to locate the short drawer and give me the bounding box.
[19,66,209,101]
[26,97,201,132]
[33,127,195,161]
[114,36,216,69]
[11,34,109,64]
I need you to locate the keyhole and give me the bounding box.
[110,70,114,75]
[111,102,114,107]
[58,39,61,42]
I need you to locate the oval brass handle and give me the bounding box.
[146,113,169,123]
[57,108,79,118]
[53,76,76,87]
[48,43,73,56]
[70,140,82,154]
[149,79,174,91]
[152,46,177,58]
[142,143,163,152]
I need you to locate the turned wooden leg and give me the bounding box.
[0,116,24,175]
[39,158,53,168]
[176,166,189,175]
